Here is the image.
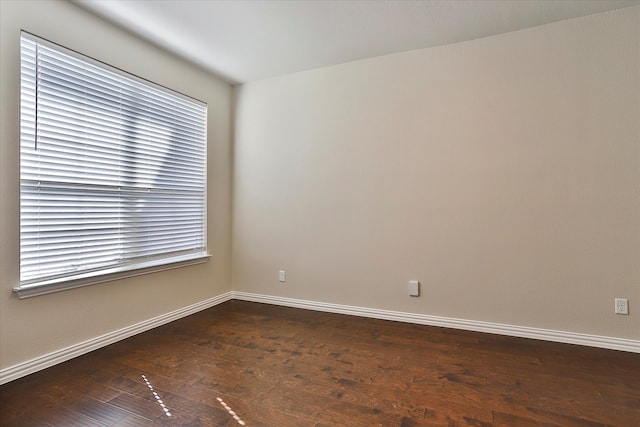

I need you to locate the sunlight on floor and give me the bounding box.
[141,373,248,424]
[141,374,172,417]
[217,396,247,426]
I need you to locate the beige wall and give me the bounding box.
[233,7,640,339]
[0,0,232,370]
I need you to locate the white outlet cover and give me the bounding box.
[615,298,629,315]
[409,280,420,297]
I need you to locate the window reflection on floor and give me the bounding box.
[140,373,248,425]
[141,374,171,417]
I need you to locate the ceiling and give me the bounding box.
[73,0,639,85]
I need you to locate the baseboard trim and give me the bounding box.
[3,290,637,385]
[231,291,640,354]
[0,292,233,385]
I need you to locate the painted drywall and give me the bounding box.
[233,7,640,339]
[0,0,232,370]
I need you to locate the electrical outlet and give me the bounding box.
[615,298,629,315]
[408,280,420,297]
[279,270,286,282]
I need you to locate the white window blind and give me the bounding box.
[16,32,208,297]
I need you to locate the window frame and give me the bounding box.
[14,32,209,299]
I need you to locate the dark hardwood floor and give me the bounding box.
[1,300,638,426]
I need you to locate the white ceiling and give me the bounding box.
[73,0,639,84]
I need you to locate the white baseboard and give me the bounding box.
[3,290,637,385]
[0,292,233,385]
[231,291,640,354]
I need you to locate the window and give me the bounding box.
[15,32,208,298]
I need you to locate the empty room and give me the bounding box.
[0,0,638,425]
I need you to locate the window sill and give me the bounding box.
[13,253,211,299]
